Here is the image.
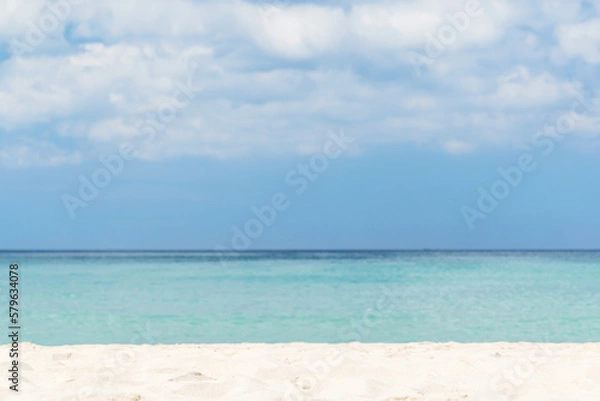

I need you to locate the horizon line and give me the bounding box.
[1,249,600,252]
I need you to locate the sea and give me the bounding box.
[1,251,599,345]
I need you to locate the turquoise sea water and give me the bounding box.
[1,251,599,345]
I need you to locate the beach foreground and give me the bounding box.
[1,342,599,401]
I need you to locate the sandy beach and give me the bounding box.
[1,342,599,400]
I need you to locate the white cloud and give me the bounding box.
[0,0,598,167]
[556,19,600,64]
[0,140,82,168]
[442,139,476,154]
[0,42,211,130]
[490,66,579,108]
[0,0,46,37]
[348,3,444,49]
[70,0,209,39]
[236,3,346,59]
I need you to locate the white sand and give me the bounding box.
[1,342,599,400]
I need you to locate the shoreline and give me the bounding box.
[2,342,599,400]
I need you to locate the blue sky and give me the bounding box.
[1,0,600,249]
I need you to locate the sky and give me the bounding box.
[1,0,599,249]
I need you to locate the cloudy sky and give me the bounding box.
[1,0,599,249]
